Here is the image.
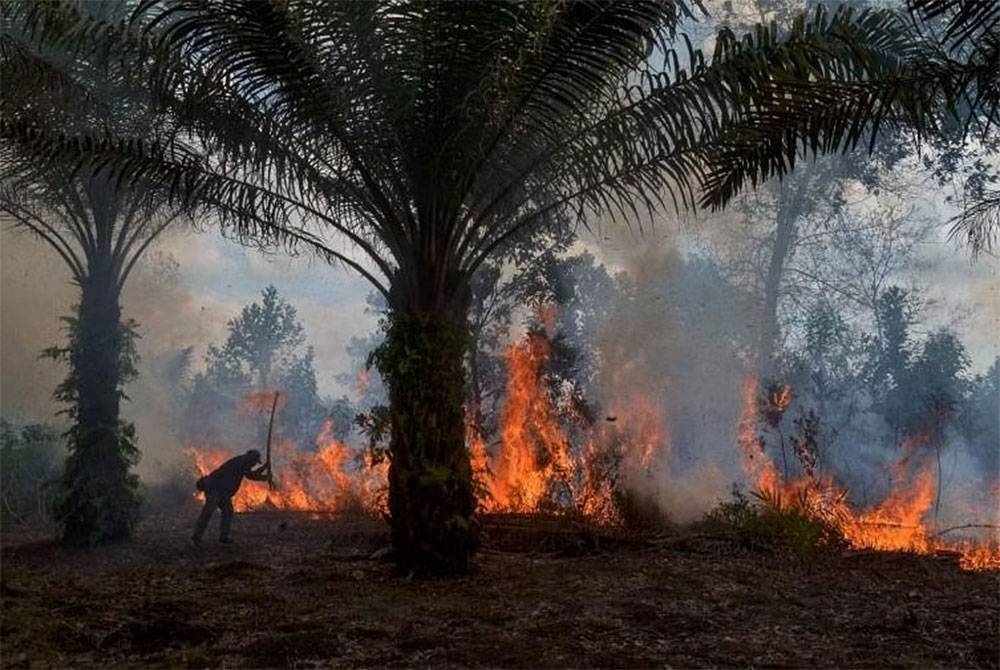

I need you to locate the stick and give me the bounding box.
[265,391,279,490]
[933,523,1000,537]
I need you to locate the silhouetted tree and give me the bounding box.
[186,286,326,449]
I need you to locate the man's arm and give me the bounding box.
[245,464,270,482]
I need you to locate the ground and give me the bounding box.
[2,506,998,669]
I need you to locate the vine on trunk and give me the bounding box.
[372,311,478,574]
[42,314,142,546]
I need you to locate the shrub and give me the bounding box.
[705,484,845,557]
[1,420,65,523]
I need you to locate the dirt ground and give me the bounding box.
[2,505,998,669]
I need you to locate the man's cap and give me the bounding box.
[246,449,262,463]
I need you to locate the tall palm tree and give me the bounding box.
[0,0,928,571]
[0,13,185,545]
[0,170,182,546]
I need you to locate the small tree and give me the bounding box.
[186,286,326,448]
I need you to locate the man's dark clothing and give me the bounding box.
[193,452,267,543]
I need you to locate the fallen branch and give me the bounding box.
[933,524,1000,537]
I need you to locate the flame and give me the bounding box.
[183,332,998,572]
[186,418,387,515]
[736,373,999,571]
[488,330,574,512]
[473,309,665,523]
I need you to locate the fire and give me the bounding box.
[472,311,666,523]
[183,323,998,572]
[488,331,574,512]
[186,419,387,515]
[736,373,999,570]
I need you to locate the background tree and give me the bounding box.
[185,286,327,450]
[698,0,1000,254]
[0,420,64,524]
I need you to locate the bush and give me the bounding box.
[1,420,65,523]
[704,484,845,557]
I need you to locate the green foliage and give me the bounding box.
[0,421,64,523]
[355,404,391,465]
[705,484,845,558]
[372,311,478,574]
[42,312,143,546]
[55,421,142,546]
[40,315,140,417]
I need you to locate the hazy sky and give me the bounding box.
[3,179,998,437]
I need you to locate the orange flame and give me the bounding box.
[736,373,999,571]
[488,331,574,511]
[186,419,387,515]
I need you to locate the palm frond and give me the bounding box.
[697,3,998,209]
[949,188,1000,254]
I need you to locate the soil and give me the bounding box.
[2,505,998,669]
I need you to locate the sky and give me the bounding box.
[2,196,996,430]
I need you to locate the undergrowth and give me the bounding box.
[704,484,846,557]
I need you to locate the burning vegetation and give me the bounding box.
[185,319,999,572]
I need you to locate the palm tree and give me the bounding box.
[1,0,932,572]
[697,0,1000,253]
[0,14,185,545]
[0,169,184,546]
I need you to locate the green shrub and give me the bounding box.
[705,484,845,557]
[1,420,65,523]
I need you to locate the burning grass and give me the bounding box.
[735,374,1000,571]
[184,324,999,572]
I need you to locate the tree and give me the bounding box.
[867,286,918,440]
[0,420,64,524]
[3,0,927,572]
[960,358,1000,475]
[0,10,188,543]
[186,286,326,449]
[697,0,1000,254]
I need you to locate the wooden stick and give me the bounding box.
[265,391,279,490]
[933,523,999,537]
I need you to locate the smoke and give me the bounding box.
[0,227,74,424]
[0,226,377,485]
[582,234,760,522]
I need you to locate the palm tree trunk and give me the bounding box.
[57,262,140,546]
[376,298,478,575]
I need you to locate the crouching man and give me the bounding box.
[192,449,270,546]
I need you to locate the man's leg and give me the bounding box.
[219,497,235,543]
[193,491,219,545]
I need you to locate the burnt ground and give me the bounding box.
[2,505,998,669]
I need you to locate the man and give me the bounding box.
[192,449,270,546]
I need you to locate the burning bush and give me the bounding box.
[704,484,846,557]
